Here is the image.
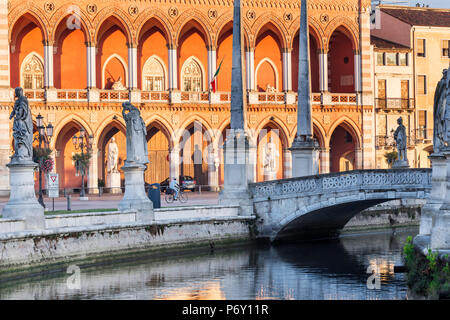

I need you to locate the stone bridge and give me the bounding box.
[249,169,431,242]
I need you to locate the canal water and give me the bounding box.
[0,228,416,300]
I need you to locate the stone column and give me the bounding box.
[128,44,138,90]
[87,146,99,194]
[431,151,450,250]
[86,43,97,89]
[354,51,362,93]
[169,144,180,181]
[208,147,220,191]
[43,41,54,88]
[168,44,178,90]
[219,0,253,216]
[320,147,330,174]
[283,148,292,179]
[419,154,446,236]
[246,48,255,91]
[282,48,292,92]
[208,46,217,89]
[289,0,319,177]
[319,50,328,92]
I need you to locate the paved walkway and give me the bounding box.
[0,191,219,212]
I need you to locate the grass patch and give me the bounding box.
[44,208,118,215]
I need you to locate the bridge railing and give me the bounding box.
[249,169,432,202]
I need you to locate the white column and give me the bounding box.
[245,49,255,91]
[282,49,292,92]
[128,45,138,89]
[207,47,217,90]
[319,50,328,92]
[86,43,96,88]
[354,51,361,93]
[169,144,180,181]
[88,146,99,194]
[283,148,292,178]
[168,45,178,90]
[43,42,54,88]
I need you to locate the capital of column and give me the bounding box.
[85,41,97,48]
[246,47,255,53]
[207,45,217,51]
[127,42,138,49]
[167,43,178,50]
[42,40,55,47]
[282,47,293,53]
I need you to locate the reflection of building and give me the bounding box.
[371,5,450,168]
[1,0,381,193]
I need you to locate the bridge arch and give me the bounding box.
[250,169,431,242]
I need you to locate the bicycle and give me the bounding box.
[165,188,188,204]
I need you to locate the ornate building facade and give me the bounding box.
[0,0,375,193]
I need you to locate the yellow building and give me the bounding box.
[372,5,450,168]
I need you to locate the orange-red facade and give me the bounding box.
[0,0,376,192]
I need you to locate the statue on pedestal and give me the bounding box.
[122,102,149,166]
[263,137,279,176]
[393,117,408,165]
[434,69,450,153]
[107,137,119,173]
[10,87,33,163]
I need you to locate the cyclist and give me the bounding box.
[169,177,180,200]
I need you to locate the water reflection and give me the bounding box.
[0,228,415,300]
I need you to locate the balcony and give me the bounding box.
[18,88,362,107]
[415,128,433,143]
[376,134,416,150]
[375,98,414,110]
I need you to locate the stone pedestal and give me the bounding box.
[430,152,450,250]
[289,138,319,177]
[118,164,154,222]
[392,159,409,168]
[107,172,122,194]
[219,131,254,216]
[419,154,446,235]
[2,161,45,230]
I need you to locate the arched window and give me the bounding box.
[142,56,165,91]
[182,58,203,92]
[21,53,44,89]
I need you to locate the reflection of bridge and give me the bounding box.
[250,169,431,242]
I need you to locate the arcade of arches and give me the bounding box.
[3,1,377,192]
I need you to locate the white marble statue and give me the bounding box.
[266,84,276,93]
[107,137,119,173]
[112,76,126,90]
[434,69,450,153]
[10,87,33,163]
[263,137,279,174]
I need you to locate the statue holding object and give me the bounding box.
[10,87,34,164]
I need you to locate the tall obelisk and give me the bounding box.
[289,0,319,177]
[219,0,253,216]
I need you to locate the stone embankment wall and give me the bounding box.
[343,199,425,231]
[0,205,256,270]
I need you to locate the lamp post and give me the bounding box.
[35,113,54,208]
[72,128,93,198]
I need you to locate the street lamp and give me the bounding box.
[72,128,93,198]
[35,113,53,208]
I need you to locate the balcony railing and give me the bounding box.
[376,134,416,149]
[18,88,364,106]
[375,98,414,110]
[415,128,433,142]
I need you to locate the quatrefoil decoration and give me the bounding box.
[247,10,256,20]
[320,14,329,24]
[168,7,179,18]
[44,2,55,13]
[284,12,293,22]
[129,5,138,16]
[208,9,218,19]
[86,4,97,15]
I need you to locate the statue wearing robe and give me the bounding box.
[433,69,448,153]
[10,87,33,163]
[122,102,149,166]
[107,137,119,173]
[394,117,408,162]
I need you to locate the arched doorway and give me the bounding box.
[257,123,286,182]
[97,122,126,190]
[54,121,90,189]
[146,122,171,184]
[329,124,358,173]
[179,122,212,188]
[328,26,355,93]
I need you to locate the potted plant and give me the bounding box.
[384,151,398,168]
[98,178,105,196]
